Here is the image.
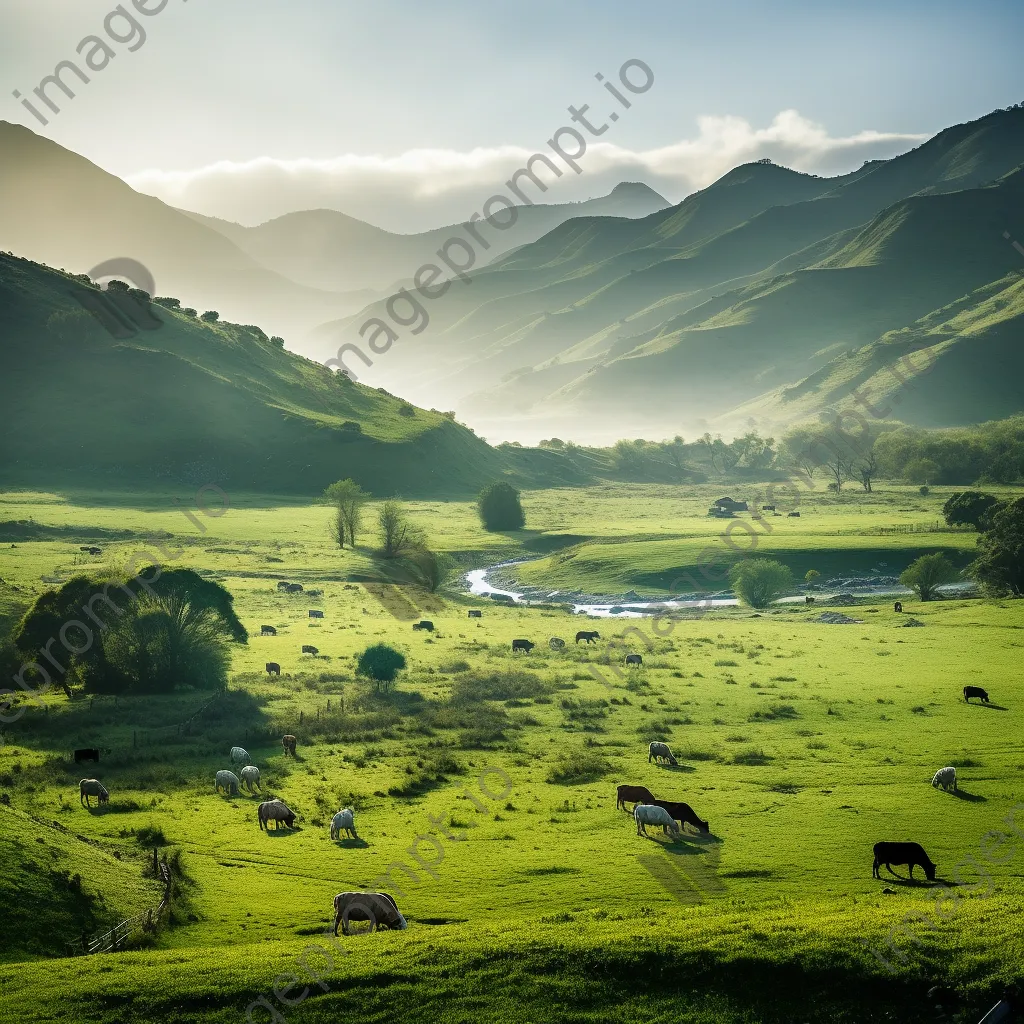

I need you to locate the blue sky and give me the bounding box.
[3,0,1022,227]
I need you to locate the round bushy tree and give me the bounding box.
[942,491,1001,531]
[477,481,525,532]
[728,559,794,608]
[356,643,406,693]
[969,497,1024,596]
[899,553,959,601]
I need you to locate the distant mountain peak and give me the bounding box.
[609,181,667,201]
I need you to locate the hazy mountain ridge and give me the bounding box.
[182,181,670,294]
[310,105,1024,437]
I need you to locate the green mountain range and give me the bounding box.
[308,104,1024,437]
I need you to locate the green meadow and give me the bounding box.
[1,482,1023,1022]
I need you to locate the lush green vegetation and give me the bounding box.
[477,481,526,532]
[1,482,1023,1023]
[728,558,794,608]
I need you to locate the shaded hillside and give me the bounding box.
[185,182,669,294]
[0,123,364,341]
[307,105,1024,433]
[0,253,587,496]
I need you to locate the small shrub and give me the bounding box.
[546,746,611,784]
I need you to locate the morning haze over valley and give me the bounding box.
[1,2,1023,1022]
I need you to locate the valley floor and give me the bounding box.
[1,482,1022,1022]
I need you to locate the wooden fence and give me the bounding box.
[66,852,172,956]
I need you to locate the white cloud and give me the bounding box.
[126,111,928,232]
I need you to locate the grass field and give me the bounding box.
[1,481,1023,1022]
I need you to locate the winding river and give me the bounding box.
[463,560,943,618]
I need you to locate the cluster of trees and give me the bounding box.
[12,569,247,695]
[321,480,458,593]
[943,492,1024,597]
[873,418,1024,485]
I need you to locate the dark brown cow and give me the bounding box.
[468,610,482,618]
[333,891,408,935]
[511,639,534,653]
[282,734,297,756]
[301,645,318,655]
[650,799,710,834]
[963,686,990,703]
[575,630,600,644]
[616,784,655,810]
[894,601,903,613]
[261,625,277,635]
[625,654,643,666]
[265,662,281,676]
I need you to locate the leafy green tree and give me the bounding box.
[943,491,1001,530]
[378,499,418,557]
[356,643,406,693]
[899,553,959,601]
[323,478,368,548]
[904,458,940,485]
[200,310,220,322]
[804,569,821,587]
[270,336,284,347]
[969,497,1024,596]
[728,559,794,608]
[403,548,458,593]
[13,569,246,695]
[658,436,688,481]
[477,481,526,531]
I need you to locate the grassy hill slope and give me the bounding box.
[0,253,559,496]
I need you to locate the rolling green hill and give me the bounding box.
[0,253,585,496]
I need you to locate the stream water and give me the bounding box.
[463,560,964,618]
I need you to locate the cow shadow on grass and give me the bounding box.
[655,764,697,774]
[949,787,987,802]
[333,837,369,850]
[967,702,1009,711]
[263,826,301,837]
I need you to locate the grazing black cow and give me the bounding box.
[625,654,643,666]
[805,596,815,604]
[511,639,535,653]
[788,511,801,518]
[261,625,277,636]
[301,645,319,656]
[266,663,281,676]
[468,610,482,618]
[74,748,100,763]
[308,610,324,619]
[872,841,936,881]
[412,620,434,631]
[894,601,903,613]
[576,630,600,644]
[287,583,304,593]
[762,505,776,512]
[276,581,290,591]
[651,799,709,834]
[963,686,990,704]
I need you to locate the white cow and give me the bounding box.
[230,746,251,765]
[634,803,680,837]
[240,765,261,793]
[931,766,957,792]
[215,770,240,796]
[331,808,356,840]
[79,778,109,808]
